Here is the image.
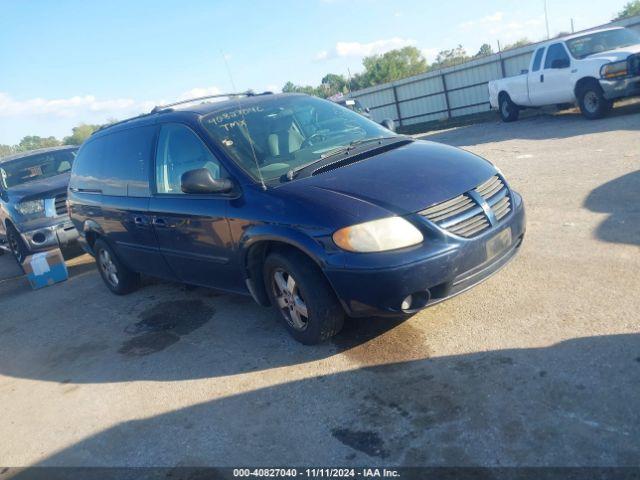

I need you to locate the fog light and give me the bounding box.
[401,295,413,311]
[32,232,47,244]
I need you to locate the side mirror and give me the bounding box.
[380,119,396,132]
[551,58,570,69]
[181,168,233,194]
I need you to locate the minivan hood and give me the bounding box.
[585,43,640,63]
[280,140,497,215]
[6,172,70,203]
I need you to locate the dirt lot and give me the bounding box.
[0,104,638,469]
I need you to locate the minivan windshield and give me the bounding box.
[0,149,76,189]
[201,95,395,183]
[566,28,640,59]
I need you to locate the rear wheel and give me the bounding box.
[6,224,28,266]
[499,94,520,122]
[578,83,611,119]
[264,251,344,345]
[94,238,140,295]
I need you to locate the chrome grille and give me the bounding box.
[419,175,512,238]
[54,193,68,216]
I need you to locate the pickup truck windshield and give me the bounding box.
[201,95,394,183]
[566,28,640,59]
[0,149,76,189]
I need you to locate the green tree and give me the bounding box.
[430,45,469,69]
[17,135,61,152]
[614,0,640,19]
[0,144,16,158]
[355,46,428,89]
[63,123,100,145]
[320,73,349,97]
[474,43,494,58]
[282,81,323,97]
[502,38,532,51]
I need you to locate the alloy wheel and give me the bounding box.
[99,249,119,287]
[272,268,309,331]
[584,91,599,113]
[7,229,24,265]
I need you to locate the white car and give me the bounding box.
[488,27,640,121]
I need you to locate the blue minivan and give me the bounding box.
[68,93,525,344]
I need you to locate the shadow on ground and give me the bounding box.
[0,250,418,383]
[10,334,640,467]
[420,101,640,147]
[584,170,640,246]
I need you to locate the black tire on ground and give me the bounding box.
[578,83,612,119]
[263,250,344,345]
[498,93,520,122]
[93,238,140,295]
[6,223,28,266]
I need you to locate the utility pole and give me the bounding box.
[571,18,575,33]
[544,0,550,39]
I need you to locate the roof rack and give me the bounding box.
[93,90,273,135]
[150,90,272,113]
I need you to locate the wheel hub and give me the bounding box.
[272,269,309,331]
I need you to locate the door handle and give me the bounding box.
[152,217,167,227]
[540,74,544,83]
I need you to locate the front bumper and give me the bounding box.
[600,75,640,100]
[20,220,79,253]
[324,192,526,317]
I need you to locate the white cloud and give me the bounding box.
[0,86,223,143]
[315,37,417,61]
[459,11,504,29]
[177,85,221,101]
[421,47,440,63]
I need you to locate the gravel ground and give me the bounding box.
[0,103,638,469]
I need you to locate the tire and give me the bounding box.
[6,223,28,266]
[263,250,344,345]
[94,238,140,295]
[499,94,520,122]
[578,83,612,119]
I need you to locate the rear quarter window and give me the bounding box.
[70,126,156,197]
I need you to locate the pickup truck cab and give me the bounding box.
[489,27,640,121]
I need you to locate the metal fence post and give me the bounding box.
[391,86,402,126]
[441,74,452,119]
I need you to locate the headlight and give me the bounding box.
[333,216,423,253]
[601,61,628,79]
[15,199,45,215]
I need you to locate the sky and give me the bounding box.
[0,0,630,144]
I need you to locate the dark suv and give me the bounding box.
[68,92,525,344]
[0,146,79,264]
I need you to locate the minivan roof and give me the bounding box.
[92,92,302,137]
[0,145,77,164]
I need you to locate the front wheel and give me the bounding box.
[6,224,28,266]
[578,84,612,119]
[264,251,344,345]
[94,238,140,295]
[499,94,520,122]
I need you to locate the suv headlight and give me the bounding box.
[601,61,628,79]
[333,216,423,253]
[16,199,45,216]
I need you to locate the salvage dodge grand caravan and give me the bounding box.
[68,92,525,344]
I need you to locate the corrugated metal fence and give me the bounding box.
[349,16,640,129]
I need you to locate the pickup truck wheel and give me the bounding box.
[94,238,140,295]
[264,251,344,345]
[6,224,28,266]
[499,94,519,122]
[578,85,611,119]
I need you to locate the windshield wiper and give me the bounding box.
[286,136,406,181]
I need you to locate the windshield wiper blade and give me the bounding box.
[286,136,407,181]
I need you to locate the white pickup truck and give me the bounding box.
[489,27,640,121]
